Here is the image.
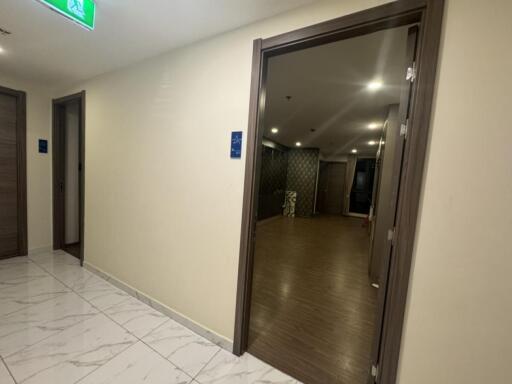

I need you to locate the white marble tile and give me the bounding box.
[0,292,98,357]
[104,296,168,338]
[29,251,79,270]
[195,350,300,384]
[77,341,192,384]
[0,256,30,265]
[5,313,137,384]
[52,266,105,290]
[76,278,131,311]
[142,319,220,377]
[0,261,49,290]
[32,256,130,312]
[0,275,71,317]
[0,359,15,384]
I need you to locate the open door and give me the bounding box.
[53,92,86,266]
[368,25,419,384]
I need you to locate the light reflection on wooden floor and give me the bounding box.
[248,215,377,384]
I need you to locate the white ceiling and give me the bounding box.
[0,0,316,86]
[264,25,411,158]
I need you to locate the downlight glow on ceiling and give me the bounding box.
[37,0,96,31]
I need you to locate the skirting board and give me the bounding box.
[84,261,233,352]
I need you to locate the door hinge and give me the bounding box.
[371,364,379,381]
[400,121,408,139]
[406,62,417,82]
[387,227,396,245]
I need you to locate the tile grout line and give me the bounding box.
[28,254,199,382]
[192,348,222,382]
[72,341,139,384]
[58,256,216,382]
[21,254,297,384]
[84,262,232,352]
[0,259,78,360]
[1,356,18,384]
[1,266,96,360]
[20,258,143,383]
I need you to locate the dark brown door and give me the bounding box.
[324,162,346,214]
[317,162,346,214]
[368,25,419,384]
[0,87,27,259]
[0,93,18,257]
[316,161,328,212]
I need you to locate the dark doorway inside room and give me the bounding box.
[350,158,377,215]
[52,92,85,264]
[316,161,346,215]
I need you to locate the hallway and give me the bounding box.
[248,216,378,384]
[0,251,299,384]
[0,2,509,384]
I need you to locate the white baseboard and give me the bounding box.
[84,262,233,352]
[345,212,368,219]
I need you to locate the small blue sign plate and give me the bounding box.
[231,131,243,159]
[39,139,48,154]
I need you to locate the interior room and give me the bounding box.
[0,1,511,384]
[248,26,409,384]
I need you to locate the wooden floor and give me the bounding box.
[248,215,377,384]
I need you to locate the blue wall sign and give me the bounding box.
[231,131,243,159]
[38,139,48,154]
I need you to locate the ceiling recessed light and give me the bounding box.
[351,149,358,154]
[367,80,383,91]
[0,46,5,54]
[368,140,377,146]
[368,122,380,130]
[271,127,279,134]
[295,142,302,147]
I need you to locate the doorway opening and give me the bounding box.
[52,92,85,265]
[234,2,444,384]
[250,25,412,384]
[0,85,27,259]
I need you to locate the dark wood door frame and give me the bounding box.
[0,85,27,258]
[233,1,445,384]
[52,91,86,266]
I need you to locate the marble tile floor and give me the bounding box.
[0,251,301,384]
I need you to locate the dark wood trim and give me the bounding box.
[233,38,263,355]
[52,91,86,266]
[261,0,425,54]
[233,1,445,383]
[0,85,28,258]
[52,102,64,252]
[79,91,85,266]
[376,1,445,383]
[17,91,28,256]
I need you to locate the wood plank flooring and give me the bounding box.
[248,215,377,384]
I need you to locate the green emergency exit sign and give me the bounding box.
[38,0,96,30]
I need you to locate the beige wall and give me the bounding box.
[52,0,512,382]
[0,75,53,251]
[398,1,512,383]
[61,0,387,343]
